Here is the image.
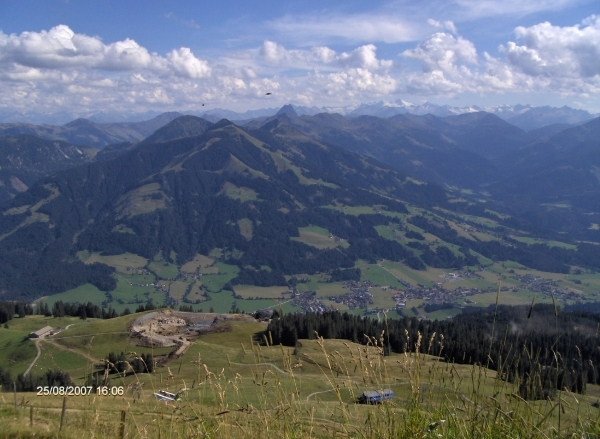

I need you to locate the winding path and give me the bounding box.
[230,362,289,374]
[23,340,42,377]
[306,389,335,401]
[43,338,99,363]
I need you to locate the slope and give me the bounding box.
[2,116,599,304]
[0,135,96,202]
[0,117,443,300]
[0,112,182,148]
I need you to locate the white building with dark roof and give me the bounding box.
[29,326,53,338]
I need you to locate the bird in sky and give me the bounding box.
[265,93,272,95]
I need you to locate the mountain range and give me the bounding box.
[1,111,599,303]
[2,102,597,132]
[0,112,182,148]
[0,103,598,301]
[199,101,598,132]
[0,116,448,299]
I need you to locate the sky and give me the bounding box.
[0,0,599,120]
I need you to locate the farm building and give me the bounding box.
[29,326,53,338]
[357,389,394,404]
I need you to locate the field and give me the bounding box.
[219,182,258,201]
[510,235,578,250]
[39,243,600,322]
[180,254,214,273]
[168,280,191,302]
[237,218,253,240]
[77,251,148,274]
[38,284,108,309]
[1,312,599,438]
[185,281,206,303]
[291,226,349,249]
[233,285,289,299]
[31,199,600,325]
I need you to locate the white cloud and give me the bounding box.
[0,25,209,76]
[98,39,153,71]
[402,33,478,73]
[263,0,587,46]
[0,17,599,118]
[166,48,211,79]
[452,0,584,19]
[397,16,600,97]
[502,15,600,78]
[427,19,457,34]
[314,68,398,97]
[267,13,422,45]
[259,41,392,71]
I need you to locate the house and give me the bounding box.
[357,389,394,404]
[29,326,53,338]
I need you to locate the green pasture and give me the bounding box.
[292,226,349,249]
[233,285,289,299]
[168,280,191,301]
[0,327,37,375]
[180,254,215,273]
[237,218,253,240]
[358,262,404,288]
[148,260,179,279]
[2,312,599,438]
[312,282,348,297]
[377,260,433,288]
[77,251,148,273]
[38,284,108,308]
[185,281,206,303]
[220,182,258,201]
[201,262,239,293]
[115,182,166,218]
[510,235,577,250]
[368,287,397,309]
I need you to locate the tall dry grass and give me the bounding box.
[2,309,600,438]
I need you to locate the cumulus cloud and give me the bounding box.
[98,39,153,71]
[0,25,208,75]
[402,33,478,73]
[398,16,600,97]
[0,18,599,118]
[259,40,392,71]
[502,15,600,78]
[166,48,211,78]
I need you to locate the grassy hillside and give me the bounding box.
[1,312,600,438]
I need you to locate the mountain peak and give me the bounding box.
[143,115,213,144]
[210,118,235,129]
[276,104,298,118]
[63,118,95,128]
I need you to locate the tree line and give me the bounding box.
[266,305,600,399]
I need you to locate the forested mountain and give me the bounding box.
[238,108,599,242]
[489,117,600,240]
[244,111,535,188]
[0,135,96,202]
[141,115,214,144]
[0,116,448,300]
[1,113,598,301]
[0,112,182,148]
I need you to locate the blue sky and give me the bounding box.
[1,0,599,119]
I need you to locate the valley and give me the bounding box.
[0,109,597,322]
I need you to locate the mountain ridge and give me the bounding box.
[0,112,183,148]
